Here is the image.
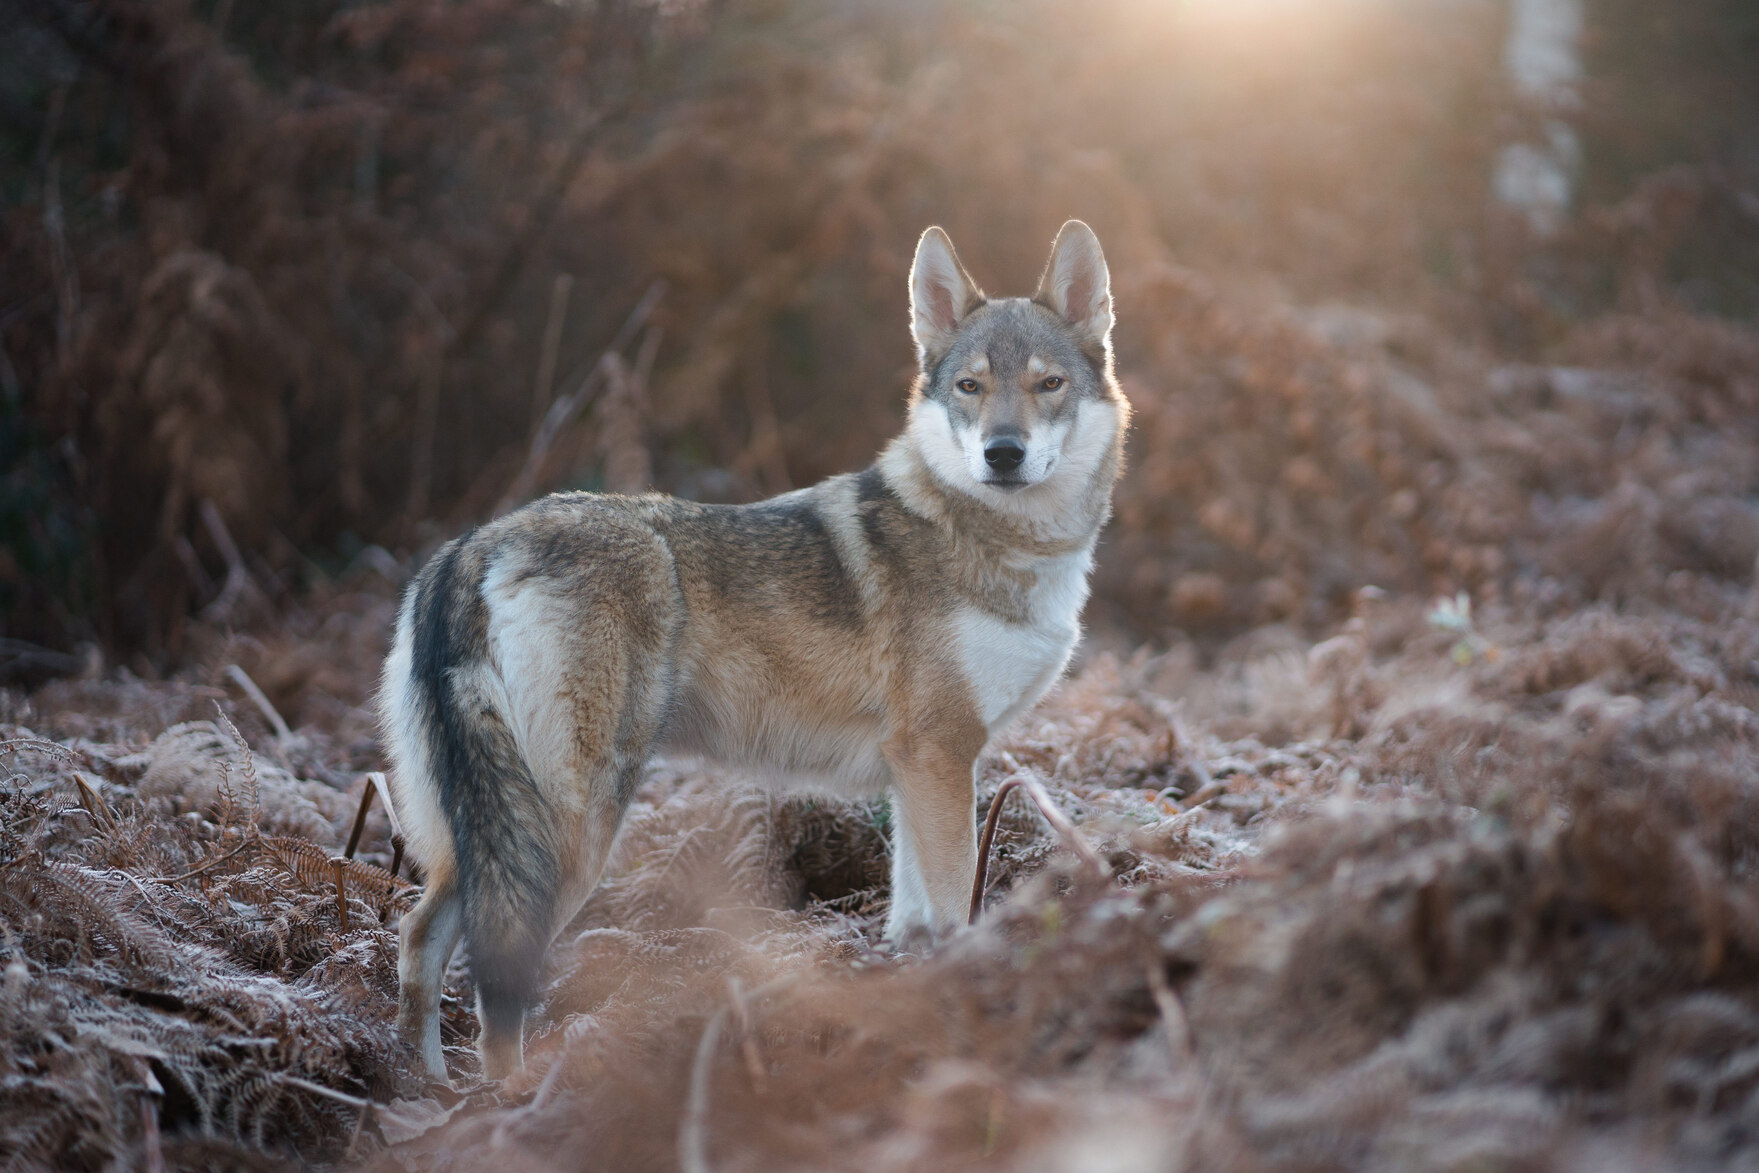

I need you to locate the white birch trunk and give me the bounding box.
[1492,0,1584,235]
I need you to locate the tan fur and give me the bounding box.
[380,221,1130,1083]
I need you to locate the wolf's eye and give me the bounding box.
[1041,376,1064,391]
[956,378,979,393]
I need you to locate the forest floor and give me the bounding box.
[9,502,1759,1172]
[8,279,1759,1171]
[6,0,1759,1168]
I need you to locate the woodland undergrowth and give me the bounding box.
[4,0,1759,1169]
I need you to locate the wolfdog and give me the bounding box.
[380,221,1130,1082]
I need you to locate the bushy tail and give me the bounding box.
[408,536,559,1029]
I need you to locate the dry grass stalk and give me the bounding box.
[531,273,575,433]
[970,775,1103,924]
[501,281,667,511]
[225,665,291,744]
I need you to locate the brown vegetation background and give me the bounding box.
[4,0,1759,1169]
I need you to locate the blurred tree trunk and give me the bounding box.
[1493,0,1584,235]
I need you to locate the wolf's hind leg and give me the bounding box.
[398,870,464,1084]
[469,525,680,1081]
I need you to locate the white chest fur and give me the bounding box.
[953,543,1095,731]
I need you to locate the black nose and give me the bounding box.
[984,440,1026,473]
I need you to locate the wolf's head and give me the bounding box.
[902,221,1127,518]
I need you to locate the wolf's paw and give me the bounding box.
[880,920,938,956]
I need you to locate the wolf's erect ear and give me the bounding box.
[909,226,984,366]
[1035,220,1112,352]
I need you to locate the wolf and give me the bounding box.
[379,220,1130,1083]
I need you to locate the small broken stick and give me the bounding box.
[968,776,1104,925]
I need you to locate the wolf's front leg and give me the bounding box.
[882,736,980,943]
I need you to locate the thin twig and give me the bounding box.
[971,779,1024,924]
[736,356,791,494]
[501,282,665,511]
[136,1060,165,1173]
[447,108,608,359]
[632,321,662,393]
[282,1073,456,1150]
[528,1063,565,1116]
[1145,960,1194,1062]
[151,835,259,884]
[598,337,657,493]
[367,771,404,839]
[726,976,767,1092]
[277,1075,370,1109]
[1174,781,1226,814]
[332,857,351,933]
[224,664,291,743]
[72,772,113,832]
[969,776,1104,925]
[679,1005,729,1173]
[344,778,375,860]
[199,499,245,570]
[531,272,574,433]
[198,501,270,626]
[172,535,217,602]
[353,773,406,888]
[107,866,176,933]
[1,738,80,762]
[488,1053,566,1149]
[343,1098,377,1163]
